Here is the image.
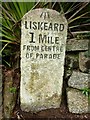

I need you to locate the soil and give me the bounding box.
[3,67,90,120]
[12,103,90,120]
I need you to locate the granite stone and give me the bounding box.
[79,51,89,73]
[68,71,88,89]
[66,39,89,51]
[20,8,67,112]
[67,88,88,114]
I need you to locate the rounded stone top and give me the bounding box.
[22,8,67,24]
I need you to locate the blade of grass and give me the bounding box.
[69,23,90,29]
[18,2,26,16]
[0,43,9,55]
[3,60,11,67]
[2,28,13,37]
[13,2,22,19]
[72,31,90,34]
[52,1,57,9]
[65,2,80,15]
[30,0,41,10]
[0,4,16,23]
[0,40,15,43]
[26,2,35,11]
[2,33,16,41]
[68,11,90,24]
[68,2,89,21]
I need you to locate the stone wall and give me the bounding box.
[2,38,90,119]
[65,38,90,114]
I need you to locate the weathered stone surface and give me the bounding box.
[79,51,89,73]
[67,88,88,114]
[67,54,79,69]
[0,107,2,120]
[3,70,16,119]
[66,39,89,51]
[21,8,67,112]
[64,54,79,79]
[64,55,73,79]
[68,71,88,89]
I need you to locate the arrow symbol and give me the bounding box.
[40,11,50,19]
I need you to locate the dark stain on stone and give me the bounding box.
[27,63,48,94]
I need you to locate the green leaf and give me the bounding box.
[0,40,15,43]
[9,87,17,93]
[0,43,9,55]
[3,60,11,67]
[81,88,90,96]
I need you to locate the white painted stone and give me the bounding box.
[20,8,67,112]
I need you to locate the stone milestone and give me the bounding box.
[20,8,67,112]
